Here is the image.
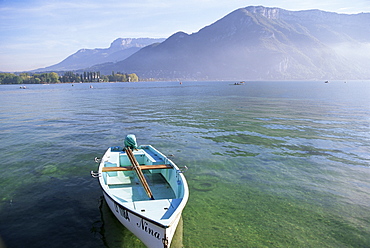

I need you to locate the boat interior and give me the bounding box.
[101,146,185,220]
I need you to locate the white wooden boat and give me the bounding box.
[92,135,189,248]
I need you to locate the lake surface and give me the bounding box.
[0,81,369,247]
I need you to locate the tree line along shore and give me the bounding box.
[0,71,139,84]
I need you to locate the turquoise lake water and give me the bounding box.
[0,81,369,247]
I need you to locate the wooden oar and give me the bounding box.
[102,164,172,172]
[125,147,154,200]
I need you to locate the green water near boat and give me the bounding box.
[0,81,369,247]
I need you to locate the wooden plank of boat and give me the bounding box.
[102,164,173,172]
[125,147,155,200]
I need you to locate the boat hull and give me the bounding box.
[97,145,188,248]
[103,191,181,248]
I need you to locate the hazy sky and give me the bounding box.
[1,0,369,72]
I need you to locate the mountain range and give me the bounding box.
[37,38,165,72]
[38,6,370,80]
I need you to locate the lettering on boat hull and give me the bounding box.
[114,203,130,222]
[104,193,171,248]
[137,218,161,240]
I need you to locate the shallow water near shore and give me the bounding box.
[0,81,369,247]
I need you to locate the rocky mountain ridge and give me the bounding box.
[36,38,165,72]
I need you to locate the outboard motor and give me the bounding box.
[124,134,137,149]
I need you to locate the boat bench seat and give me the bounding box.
[107,172,132,185]
[104,161,119,177]
[141,150,157,163]
[133,199,172,219]
[133,199,182,220]
[142,149,165,165]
